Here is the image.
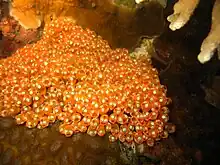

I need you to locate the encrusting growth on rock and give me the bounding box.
[0,17,175,146]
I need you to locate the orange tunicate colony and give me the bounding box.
[0,18,175,146]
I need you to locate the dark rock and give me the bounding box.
[10,128,21,144]
[32,148,45,161]
[50,140,63,155]
[67,147,75,163]
[1,148,14,165]
[0,143,4,155]
[24,128,36,139]
[60,151,71,165]
[31,138,40,147]
[80,154,100,165]
[104,156,117,165]
[76,152,82,160]
[0,131,6,140]
[21,155,32,165]
[86,137,101,150]
[14,158,22,165]
[38,129,50,140]
[0,117,15,129]
[17,140,29,154]
[72,133,82,142]
[47,160,58,165]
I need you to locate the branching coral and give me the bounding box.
[0,17,175,146]
[167,0,220,64]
